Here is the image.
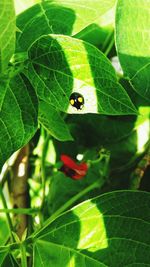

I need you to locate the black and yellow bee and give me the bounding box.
[69,92,84,110]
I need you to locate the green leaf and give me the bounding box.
[0,0,16,72]
[0,247,8,265]
[0,73,38,169]
[115,0,150,101]
[26,34,137,115]
[74,24,113,50]
[16,0,116,51]
[39,100,73,141]
[67,114,137,145]
[46,172,90,216]
[33,191,150,267]
[131,63,150,101]
[0,218,9,246]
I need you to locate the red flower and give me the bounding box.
[60,154,88,180]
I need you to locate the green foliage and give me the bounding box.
[0,0,16,72]
[32,191,150,267]
[0,73,38,168]
[39,100,73,141]
[1,191,150,266]
[0,218,9,246]
[116,0,150,101]
[0,0,150,266]
[26,34,137,115]
[16,0,116,51]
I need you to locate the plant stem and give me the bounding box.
[20,243,27,267]
[38,179,103,234]
[0,207,39,214]
[0,184,14,242]
[41,133,49,209]
[102,30,114,54]
[0,164,11,187]
[34,151,111,236]
[129,147,150,189]
[104,35,114,56]
[50,180,100,219]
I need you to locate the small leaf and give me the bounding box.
[11,232,20,243]
[16,0,116,51]
[0,73,38,169]
[0,218,9,246]
[39,100,73,141]
[0,0,16,72]
[33,191,150,267]
[26,34,137,115]
[115,0,150,101]
[131,63,150,101]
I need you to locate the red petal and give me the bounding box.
[71,169,87,179]
[76,162,88,172]
[61,154,80,169]
[60,154,88,179]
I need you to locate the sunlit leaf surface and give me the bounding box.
[26,34,137,115]
[0,0,16,72]
[116,0,150,101]
[16,0,116,51]
[33,191,150,267]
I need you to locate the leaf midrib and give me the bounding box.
[35,214,150,242]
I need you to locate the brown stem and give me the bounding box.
[129,148,150,190]
[10,145,29,239]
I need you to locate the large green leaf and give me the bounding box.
[39,100,73,141]
[26,34,137,115]
[16,0,116,51]
[0,73,38,169]
[0,0,16,72]
[115,0,150,101]
[32,191,150,266]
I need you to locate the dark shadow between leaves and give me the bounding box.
[53,111,138,189]
[73,23,113,50]
[79,44,149,185]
